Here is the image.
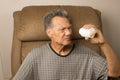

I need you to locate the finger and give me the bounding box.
[90,34,95,38]
[85,37,89,40]
[90,29,96,37]
[83,24,92,29]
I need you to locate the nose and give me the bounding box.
[65,28,72,36]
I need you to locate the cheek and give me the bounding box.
[53,33,64,41]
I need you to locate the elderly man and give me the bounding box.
[12,9,120,80]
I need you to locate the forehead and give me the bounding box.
[51,16,71,27]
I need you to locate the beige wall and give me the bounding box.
[0,0,120,79]
[0,53,4,80]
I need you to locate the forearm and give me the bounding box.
[100,42,120,77]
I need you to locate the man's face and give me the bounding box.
[47,16,72,46]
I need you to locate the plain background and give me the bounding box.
[0,0,120,80]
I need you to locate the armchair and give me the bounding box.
[11,6,103,77]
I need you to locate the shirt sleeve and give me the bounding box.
[12,50,34,80]
[108,76,120,80]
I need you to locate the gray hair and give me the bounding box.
[44,9,71,30]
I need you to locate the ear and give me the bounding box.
[46,29,53,38]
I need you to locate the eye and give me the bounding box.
[67,27,72,31]
[61,28,65,30]
[58,28,65,31]
[68,27,71,29]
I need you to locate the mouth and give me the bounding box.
[65,38,72,41]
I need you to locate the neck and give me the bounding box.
[50,42,74,56]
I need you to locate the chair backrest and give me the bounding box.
[11,6,103,76]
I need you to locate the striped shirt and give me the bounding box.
[12,43,108,80]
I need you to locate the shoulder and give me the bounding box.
[74,43,106,61]
[74,43,99,55]
[27,43,49,59]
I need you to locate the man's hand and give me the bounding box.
[82,24,105,45]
